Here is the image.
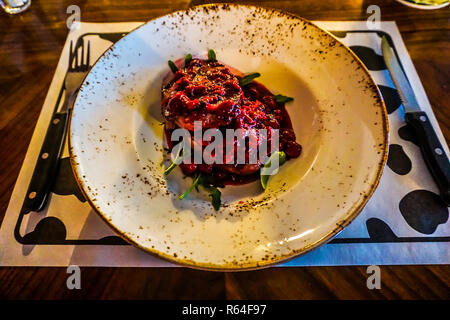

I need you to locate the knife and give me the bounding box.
[381,36,450,206]
[23,40,91,212]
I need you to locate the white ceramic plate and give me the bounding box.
[69,4,388,270]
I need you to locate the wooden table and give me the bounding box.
[0,0,449,299]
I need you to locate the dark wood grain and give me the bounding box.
[0,0,449,300]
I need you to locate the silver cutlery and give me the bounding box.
[381,35,450,206]
[24,39,91,212]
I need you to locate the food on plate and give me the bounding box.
[161,50,301,209]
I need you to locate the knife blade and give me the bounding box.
[381,36,450,206]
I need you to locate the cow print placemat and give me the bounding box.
[0,22,448,266]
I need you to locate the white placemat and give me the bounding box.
[0,21,448,267]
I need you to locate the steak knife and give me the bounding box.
[381,36,450,206]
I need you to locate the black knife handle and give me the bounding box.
[23,112,69,212]
[405,111,450,206]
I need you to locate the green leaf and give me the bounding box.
[260,151,287,190]
[179,174,201,200]
[208,49,217,62]
[273,94,294,104]
[185,53,192,66]
[168,60,178,73]
[164,145,183,176]
[239,72,261,86]
[199,175,222,211]
[209,188,222,211]
[179,173,222,210]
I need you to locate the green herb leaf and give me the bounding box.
[164,145,183,176]
[273,94,294,104]
[179,173,201,200]
[179,173,222,210]
[208,49,217,62]
[185,53,192,66]
[209,187,222,211]
[260,151,287,190]
[168,60,178,73]
[199,175,222,211]
[239,72,261,86]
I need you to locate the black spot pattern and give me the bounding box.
[98,33,128,43]
[366,218,398,241]
[22,217,67,244]
[52,157,86,202]
[379,85,402,114]
[349,46,386,70]
[99,236,128,244]
[398,124,419,146]
[387,144,412,175]
[399,190,448,234]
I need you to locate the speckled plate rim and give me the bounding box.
[395,0,449,10]
[68,3,389,271]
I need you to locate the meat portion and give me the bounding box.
[161,58,302,184]
[162,59,243,131]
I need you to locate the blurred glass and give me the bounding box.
[0,0,31,14]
